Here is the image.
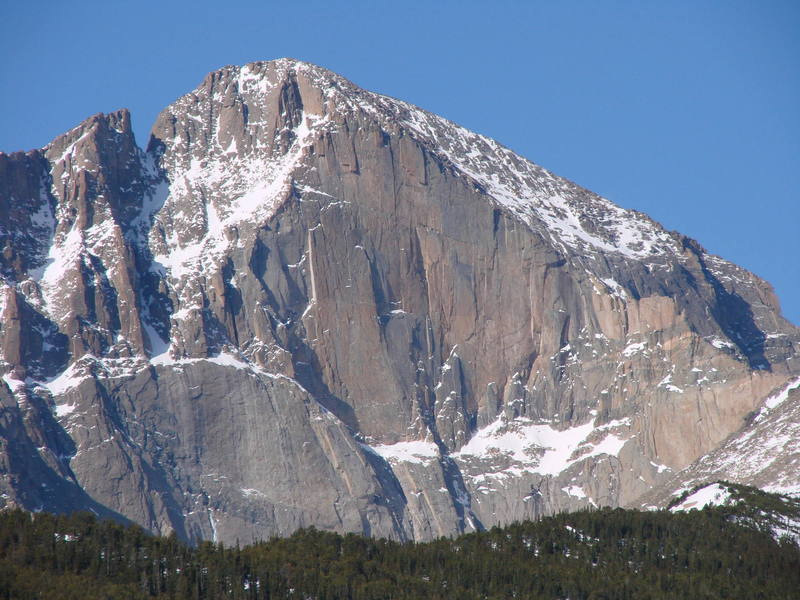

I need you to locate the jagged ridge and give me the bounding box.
[0,58,798,544]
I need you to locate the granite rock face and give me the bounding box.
[1,59,798,543]
[641,377,800,508]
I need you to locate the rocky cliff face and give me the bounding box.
[1,59,798,543]
[642,377,800,508]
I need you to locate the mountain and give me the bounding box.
[642,377,800,508]
[0,58,798,544]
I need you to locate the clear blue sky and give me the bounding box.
[2,1,798,324]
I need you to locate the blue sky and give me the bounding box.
[2,1,798,324]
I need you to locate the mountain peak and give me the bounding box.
[44,108,135,163]
[149,60,683,265]
[0,60,798,545]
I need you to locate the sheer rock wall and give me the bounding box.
[0,59,797,543]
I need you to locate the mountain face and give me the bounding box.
[1,59,798,544]
[643,377,800,508]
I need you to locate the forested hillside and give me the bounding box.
[1,499,798,600]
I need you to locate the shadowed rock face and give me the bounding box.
[0,59,798,543]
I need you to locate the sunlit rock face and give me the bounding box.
[1,59,798,544]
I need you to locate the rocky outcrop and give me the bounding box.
[0,59,798,543]
[641,377,800,508]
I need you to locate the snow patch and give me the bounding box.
[649,461,671,474]
[55,403,77,418]
[363,440,439,465]
[454,416,630,477]
[658,374,683,394]
[670,483,732,512]
[601,278,628,299]
[709,337,736,351]
[562,485,587,499]
[754,377,800,423]
[39,362,89,396]
[1,374,26,394]
[622,342,647,357]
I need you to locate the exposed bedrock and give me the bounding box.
[0,59,797,543]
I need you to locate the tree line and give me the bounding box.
[0,499,798,599]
